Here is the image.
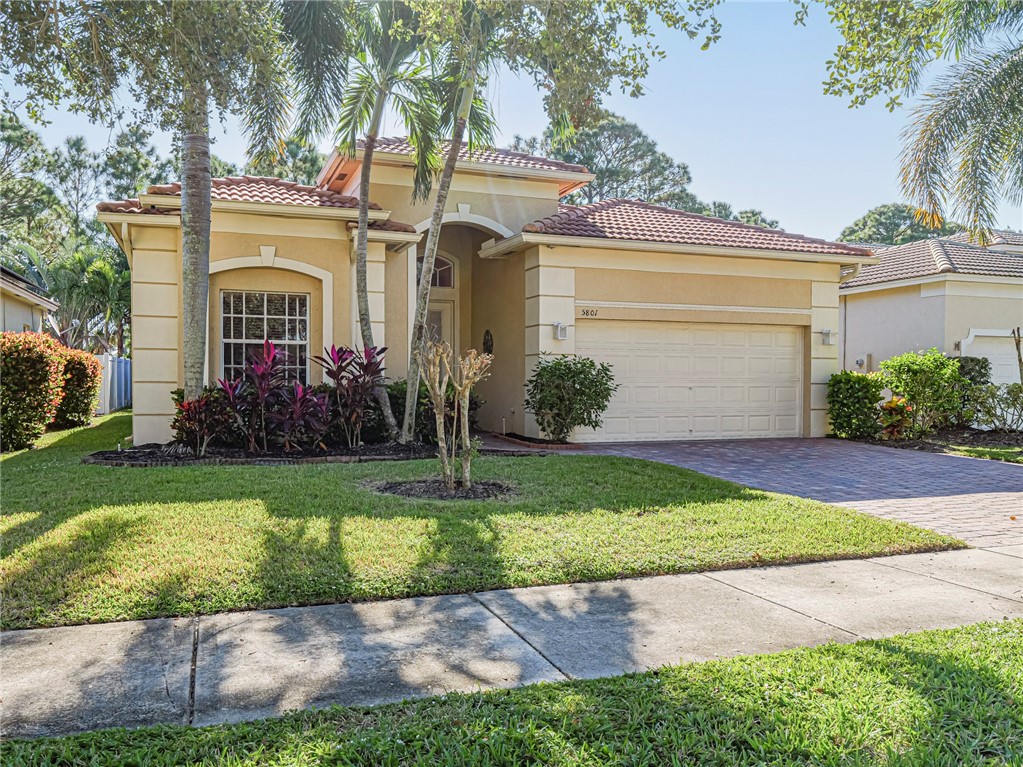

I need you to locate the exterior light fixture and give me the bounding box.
[552,322,568,341]
[820,329,837,346]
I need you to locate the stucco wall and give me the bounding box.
[532,245,841,438]
[471,251,526,435]
[362,164,560,234]
[1,291,44,332]
[839,277,1023,375]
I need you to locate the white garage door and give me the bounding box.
[963,335,1021,385]
[574,320,803,442]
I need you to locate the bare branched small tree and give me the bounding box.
[416,341,492,490]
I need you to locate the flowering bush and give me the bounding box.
[878,396,914,440]
[53,348,102,428]
[0,331,67,451]
[827,370,885,439]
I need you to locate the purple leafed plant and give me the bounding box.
[313,345,387,447]
[216,340,290,453]
[268,382,329,451]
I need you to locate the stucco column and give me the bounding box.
[809,278,841,436]
[523,246,576,438]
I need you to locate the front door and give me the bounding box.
[426,299,455,349]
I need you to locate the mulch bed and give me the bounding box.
[490,432,585,450]
[83,442,538,468]
[860,427,1023,456]
[373,479,515,501]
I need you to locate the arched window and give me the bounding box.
[416,254,454,288]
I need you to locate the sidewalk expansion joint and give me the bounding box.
[700,572,865,641]
[469,593,572,681]
[867,557,1023,603]
[187,616,199,726]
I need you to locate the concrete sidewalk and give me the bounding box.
[3,547,1022,739]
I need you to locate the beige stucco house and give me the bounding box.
[98,138,876,445]
[1,265,58,333]
[839,231,1023,384]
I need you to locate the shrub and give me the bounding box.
[53,348,102,428]
[313,344,387,447]
[382,377,483,445]
[958,356,992,387]
[524,354,618,443]
[171,390,233,457]
[0,331,66,451]
[972,384,1023,432]
[827,370,884,439]
[268,382,329,451]
[218,340,288,453]
[878,396,914,440]
[879,349,967,435]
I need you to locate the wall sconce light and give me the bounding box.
[552,321,568,341]
[820,329,837,346]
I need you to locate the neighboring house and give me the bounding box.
[839,232,1023,384]
[0,265,58,333]
[97,139,876,445]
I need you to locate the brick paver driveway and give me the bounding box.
[592,439,1022,549]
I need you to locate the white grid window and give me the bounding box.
[222,290,308,383]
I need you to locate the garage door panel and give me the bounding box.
[575,320,802,442]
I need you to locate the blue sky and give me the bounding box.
[17,1,1022,241]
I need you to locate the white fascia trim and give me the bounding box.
[359,150,594,186]
[0,280,59,311]
[479,232,878,266]
[576,299,811,316]
[961,328,1015,347]
[136,194,391,221]
[841,273,1023,295]
[97,212,180,227]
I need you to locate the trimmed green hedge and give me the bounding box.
[0,331,67,450]
[827,370,884,439]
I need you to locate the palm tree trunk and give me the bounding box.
[356,112,401,441]
[181,84,212,401]
[401,69,477,443]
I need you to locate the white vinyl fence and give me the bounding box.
[94,354,132,415]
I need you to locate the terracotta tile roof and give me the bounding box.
[367,137,590,174]
[97,176,415,232]
[945,228,1023,247]
[151,176,370,209]
[522,199,871,257]
[347,219,418,234]
[841,238,1023,288]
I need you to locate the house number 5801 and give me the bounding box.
[581,308,598,317]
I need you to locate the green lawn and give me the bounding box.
[949,445,1023,464]
[9,620,1022,766]
[1,413,961,630]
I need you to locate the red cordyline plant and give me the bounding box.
[171,391,231,457]
[313,344,388,447]
[217,340,288,453]
[268,382,329,451]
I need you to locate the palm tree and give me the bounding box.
[899,3,1023,239]
[401,4,498,443]
[85,257,131,355]
[327,0,441,440]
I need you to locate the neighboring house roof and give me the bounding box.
[841,237,1023,288]
[944,228,1023,247]
[365,137,590,174]
[520,198,871,258]
[0,265,59,311]
[98,176,370,214]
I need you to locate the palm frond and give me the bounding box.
[333,66,380,156]
[900,42,1023,238]
[282,0,356,141]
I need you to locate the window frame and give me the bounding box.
[220,289,310,383]
[416,254,456,289]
